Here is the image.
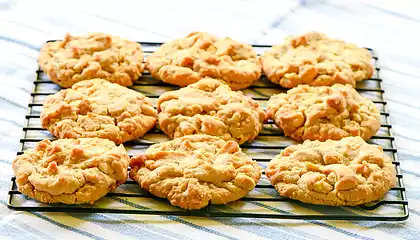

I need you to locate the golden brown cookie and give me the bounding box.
[145,32,261,90]
[129,134,261,210]
[38,32,144,88]
[266,136,396,206]
[41,79,157,144]
[157,78,265,144]
[12,138,130,204]
[266,84,380,142]
[261,32,373,88]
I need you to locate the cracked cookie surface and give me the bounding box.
[145,32,261,90]
[129,134,261,209]
[12,138,130,204]
[261,32,373,88]
[266,84,380,142]
[39,32,144,88]
[41,79,157,144]
[157,78,265,144]
[266,136,396,206]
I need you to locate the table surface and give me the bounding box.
[1,0,420,239]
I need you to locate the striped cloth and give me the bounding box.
[1,0,420,239]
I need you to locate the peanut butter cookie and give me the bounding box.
[266,84,380,142]
[12,138,130,204]
[261,32,373,88]
[266,137,396,206]
[38,32,144,88]
[157,78,265,144]
[41,79,157,144]
[145,32,261,90]
[129,134,261,210]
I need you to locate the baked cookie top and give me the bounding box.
[38,32,144,88]
[12,138,130,204]
[129,134,261,209]
[145,32,261,90]
[266,84,380,142]
[41,79,157,144]
[261,32,373,88]
[157,78,265,144]
[266,136,396,206]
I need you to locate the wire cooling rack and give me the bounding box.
[7,41,409,221]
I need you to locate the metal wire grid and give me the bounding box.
[7,42,409,221]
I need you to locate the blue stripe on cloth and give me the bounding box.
[353,206,419,240]
[358,222,417,240]
[280,200,418,240]
[0,36,40,51]
[0,19,51,34]
[7,218,53,240]
[0,64,28,75]
[394,134,420,145]
[108,213,192,240]
[0,198,100,240]
[69,213,191,240]
[270,9,298,28]
[251,202,374,240]
[0,117,23,127]
[0,223,42,240]
[0,178,186,240]
[399,152,420,161]
[385,98,420,111]
[210,206,322,240]
[0,200,103,239]
[402,168,420,178]
[0,95,27,109]
[360,3,420,23]
[79,11,172,39]
[382,66,420,79]
[30,212,105,240]
[110,196,239,240]
[0,159,12,164]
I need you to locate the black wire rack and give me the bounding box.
[7,41,409,221]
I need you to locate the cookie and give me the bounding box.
[38,32,144,88]
[261,32,373,88]
[41,79,157,144]
[12,138,130,204]
[266,84,380,142]
[266,136,396,206]
[157,78,265,144]
[145,32,261,90]
[129,134,261,209]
